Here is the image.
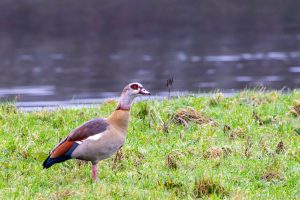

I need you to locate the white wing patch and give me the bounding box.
[86,133,103,141]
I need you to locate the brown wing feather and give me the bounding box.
[50,141,74,158]
[49,118,108,158]
[67,118,108,141]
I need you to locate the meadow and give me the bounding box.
[0,90,299,199]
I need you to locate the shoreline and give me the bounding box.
[0,89,294,111]
[14,91,237,111]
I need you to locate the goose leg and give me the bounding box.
[92,164,97,182]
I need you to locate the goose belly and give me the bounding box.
[71,137,124,162]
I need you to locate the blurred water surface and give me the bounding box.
[0,1,300,102]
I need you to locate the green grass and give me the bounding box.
[0,90,300,199]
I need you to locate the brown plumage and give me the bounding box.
[50,118,108,158]
[51,141,74,158]
[43,82,150,182]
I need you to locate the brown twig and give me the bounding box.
[166,76,174,99]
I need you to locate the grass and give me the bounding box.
[0,90,300,199]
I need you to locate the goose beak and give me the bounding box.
[139,88,151,95]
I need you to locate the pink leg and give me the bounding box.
[92,164,97,182]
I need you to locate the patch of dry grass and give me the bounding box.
[194,177,228,198]
[227,127,246,140]
[289,100,300,116]
[275,141,286,154]
[173,108,217,126]
[261,170,285,182]
[204,147,232,159]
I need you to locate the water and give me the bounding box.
[0,1,300,103]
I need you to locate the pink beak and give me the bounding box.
[139,88,151,95]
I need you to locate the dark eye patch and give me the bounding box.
[130,84,139,90]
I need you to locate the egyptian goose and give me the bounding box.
[43,83,150,181]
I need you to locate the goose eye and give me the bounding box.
[130,84,139,90]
